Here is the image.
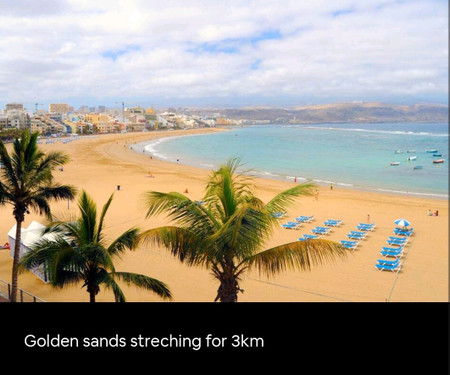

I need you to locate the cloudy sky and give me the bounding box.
[0,0,448,109]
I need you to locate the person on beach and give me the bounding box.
[434,210,439,216]
[314,191,319,201]
[427,209,433,216]
[367,214,370,223]
[330,183,333,190]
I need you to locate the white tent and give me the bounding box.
[8,221,50,283]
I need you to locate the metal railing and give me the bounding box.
[0,279,46,302]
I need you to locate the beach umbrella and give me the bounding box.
[394,219,410,227]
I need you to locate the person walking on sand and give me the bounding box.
[367,214,370,223]
[314,190,319,202]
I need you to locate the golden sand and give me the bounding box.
[0,129,447,302]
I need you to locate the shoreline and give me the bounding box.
[0,128,447,302]
[131,128,449,201]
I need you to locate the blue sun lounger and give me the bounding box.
[380,248,404,258]
[393,227,413,236]
[324,219,343,227]
[302,234,320,240]
[386,239,407,246]
[311,226,331,235]
[347,231,367,240]
[272,212,287,218]
[377,258,400,266]
[282,222,301,229]
[295,215,314,223]
[375,262,402,273]
[357,223,376,231]
[340,240,359,250]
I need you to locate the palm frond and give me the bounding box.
[101,272,127,302]
[97,193,114,243]
[112,272,172,300]
[264,182,316,215]
[77,190,98,243]
[246,239,347,278]
[144,191,218,233]
[139,226,207,265]
[106,227,140,257]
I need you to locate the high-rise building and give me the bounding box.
[49,103,69,114]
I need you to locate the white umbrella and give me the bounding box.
[394,219,410,227]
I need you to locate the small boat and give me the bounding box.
[413,165,423,170]
[432,154,442,157]
[390,162,400,166]
[407,150,415,153]
[407,156,417,161]
[433,159,444,164]
[426,150,438,153]
[394,150,402,154]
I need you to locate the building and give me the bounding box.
[49,103,70,114]
[5,103,24,112]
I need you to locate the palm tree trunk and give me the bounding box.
[89,291,96,303]
[216,278,240,302]
[10,217,23,302]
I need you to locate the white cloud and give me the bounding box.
[0,0,447,108]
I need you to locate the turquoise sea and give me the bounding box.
[143,123,449,198]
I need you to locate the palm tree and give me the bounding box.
[140,158,347,302]
[0,130,76,302]
[18,190,172,302]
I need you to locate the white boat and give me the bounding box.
[407,150,415,153]
[407,156,417,161]
[390,162,400,166]
[433,159,444,164]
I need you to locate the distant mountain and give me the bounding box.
[183,102,448,124]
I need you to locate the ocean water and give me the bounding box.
[143,123,449,198]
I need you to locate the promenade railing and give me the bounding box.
[0,279,45,302]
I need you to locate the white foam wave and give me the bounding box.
[301,126,448,137]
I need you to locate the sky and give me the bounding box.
[0,0,448,110]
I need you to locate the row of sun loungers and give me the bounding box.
[375,223,413,273]
[339,222,375,250]
[297,218,342,241]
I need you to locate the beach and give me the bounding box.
[0,128,448,302]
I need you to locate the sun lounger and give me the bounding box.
[282,222,301,229]
[302,234,320,239]
[377,258,400,266]
[295,215,314,223]
[386,239,407,246]
[350,234,366,240]
[324,219,343,226]
[375,262,402,273]
[311,226,331,235]
[357,223,376,231]
[347,231,367,240]
[393,227,413,236]
[380,249,404,258]
[340,240,359,250]
[382,246,404,252]
[272,212,287,218]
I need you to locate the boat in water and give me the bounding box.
[407,150,416,153]
[433,159,444,164]
[426,150,438,153]
[407,156,417,161]
[394,150,402,154]
[390,162,400,166]
[413,165,423,170]
[432,154,442,157]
